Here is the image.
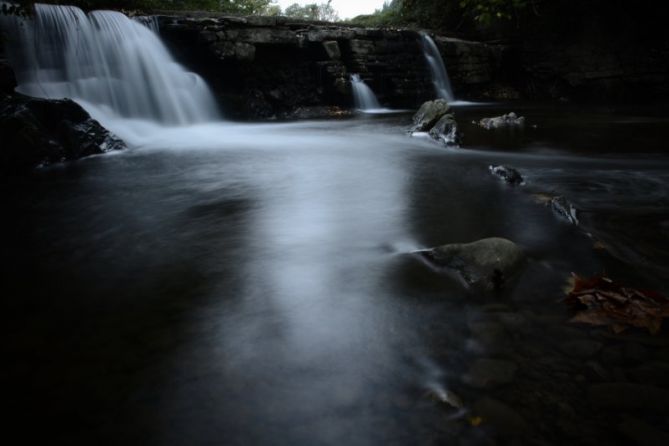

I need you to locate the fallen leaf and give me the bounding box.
[565,274,669,334]
[469,416,483,427]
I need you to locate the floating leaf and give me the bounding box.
[565,274,669,334]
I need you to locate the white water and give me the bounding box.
[420,33,454,102]
[350,74,382,111]
[2,4,220,126]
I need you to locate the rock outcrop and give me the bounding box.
[0,94,125,175]
[156,15,508,118]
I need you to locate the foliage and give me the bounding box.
[459,0,529,26]
[0,1,282,14]
[283,0,338,21]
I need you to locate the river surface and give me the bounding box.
[4,103,669,445]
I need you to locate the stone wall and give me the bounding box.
[156,15,508,118]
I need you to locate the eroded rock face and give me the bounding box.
[0,94,125,175]
[420,237,526,290]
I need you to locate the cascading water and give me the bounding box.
[1,3,220,126]
[350,74,382,111]
[420,32,454,102]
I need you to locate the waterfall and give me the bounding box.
[350,74,382,111]
[1,3,220,126]
[420,32,454,102]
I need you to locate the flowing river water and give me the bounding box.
[4,103,669,445]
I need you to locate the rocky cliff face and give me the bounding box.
[156,15,509,118]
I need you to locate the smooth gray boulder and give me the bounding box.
[411,99,451,132]
[420,237,526,290]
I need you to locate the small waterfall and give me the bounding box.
[420,33,454,102]
[350,74,382,111]
[2,3,220,126]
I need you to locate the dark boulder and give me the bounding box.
[0,94,125,175]
[489,165,524,185]
[411,99,451,132]
[428,114,460,147]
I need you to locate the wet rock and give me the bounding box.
[489,165,524,186]
[0,94,125,175]
[471,397,530,436]
[559,340,603,358]
[322,40,341,60]
[477,112,525,130]
[600,345,625,366]
[462,358,517,389]
[588,383,669,412]
[619,416,669,446]
[420,237,526,290]
[411,99,451,132]
[428,114,460,147]
[280,106,353,120]
[0,58,16,94]
[550,196,579,225]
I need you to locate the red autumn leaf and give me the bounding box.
[564,274,669,334]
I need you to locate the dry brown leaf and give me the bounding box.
[565,274,669,334]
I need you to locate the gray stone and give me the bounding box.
[588,383,669,412]
[462,358,517,388]
[550,196,579,225]
[411,99,451,132]
[477,112,525,130]
[428,114,459,146]
[472,397,530,436]
[322,41,341,60]
[422,237,526,290]
[489,165,524,186]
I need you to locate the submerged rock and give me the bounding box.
[489,165,524,185]
[472,397,530,436]
[420,237,526,290]
[411,99,451,132]
[0,94,125,175]
[463,358,518,389]
[550,196,579,225]
[477,112,525,130]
